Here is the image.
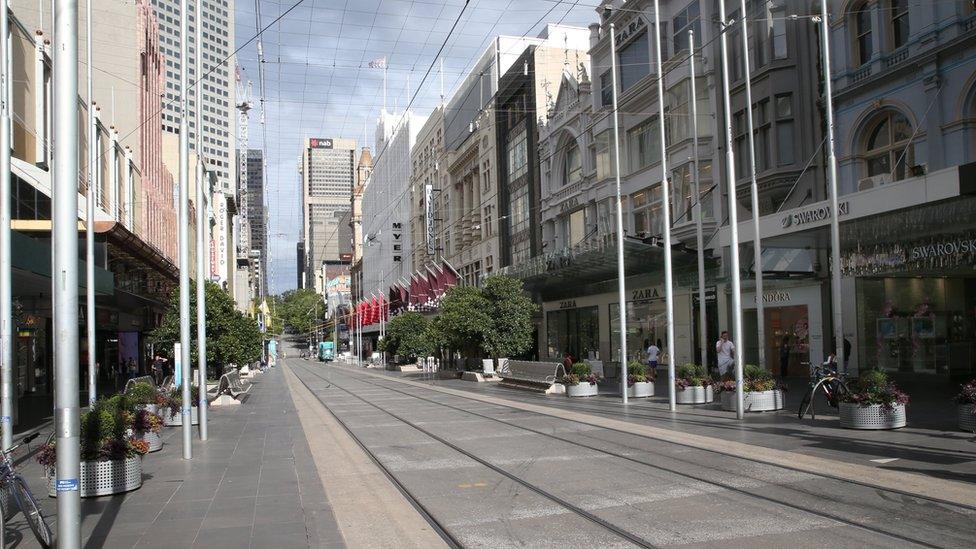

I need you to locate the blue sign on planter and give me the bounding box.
[56,478,79,492]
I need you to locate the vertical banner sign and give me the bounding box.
[392,222,403,262]
[424,184,435,255]
[174,343,183,387]
[214,193,228,283]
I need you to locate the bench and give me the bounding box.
[499,360,566,394]
[123,376,156,393]
[211,370,252,406]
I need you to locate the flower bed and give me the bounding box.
[562,361,600,398]
[675,364,713,404]
[626,361,655,398]
[716,365,786,412]
[955,380,976,432]
[162,386,202,426]
[838,370,909,430]
[131,409,164,452]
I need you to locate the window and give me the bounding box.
[863,111,913,181]
[775,94,794,166]
[758,0,788,63]
[600,69,612,107]
[627,118,660,173]
[507,126,528,180]
[854,3,873,65]
[672,1,700,54]
[618,30,650,92]
[510,184,530,235]
[754,99,770,172]
[889,0,909,50]
[563,144,582,186]
[667,78,709,144]
[595,130,616,180]
[631,185,663,237]
[729,8,744,81]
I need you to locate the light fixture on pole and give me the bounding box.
[608,23,629,405]
[178,0,193,459]
[0,0,14,451]
[652,0,678,411]
[53,0,82,541]
[717,0,746,419]
[85,0,96,409]
[688,29,709,380]
[195,0,208,441]
[740,0,767,372]
[819,0,845,371]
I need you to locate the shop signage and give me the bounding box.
[631,287,660,302]
[761,290,792,304]
[309,138,334,149]
[392,222,403,262]
[214,193,228,283]
[559,300,577,309]
[559,197,579,213]
[909,237,976,261]
[842,231,976,276]
[424,184,435,255]
[614,16,646,47]
[781,201,849,229]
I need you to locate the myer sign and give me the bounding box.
[781,201,849,229]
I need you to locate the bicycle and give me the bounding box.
[798,362,850,420]
[0,433,52,548]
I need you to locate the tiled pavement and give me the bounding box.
[7,367,346,548]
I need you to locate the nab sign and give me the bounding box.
[310,138,334,149]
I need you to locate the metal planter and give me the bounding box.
[720,390,785,412]
[566,383,599,397]
[163,406,199,426]
[136,430,163,452]
[959,404,976,433]
[839,402,906,430]
[626,382,654,398]
[675,385,713,404]
[136,403,159,415]
[47,456,143,498]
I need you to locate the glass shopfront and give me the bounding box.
[546,306,600,361]
[856,277,976,377]
[610,296,668,364]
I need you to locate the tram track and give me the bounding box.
[296,362,976,548]
[289,362,660,548]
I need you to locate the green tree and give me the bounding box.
[150,281,263,370]
[432,285,491,360]
[277,288,324,334]
[379,312,434,362]
[481,275,537,360]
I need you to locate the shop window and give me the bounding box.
[595,130,616,181]
[853,2,873,66]
[563,143,582,186]
[547,306,600,361]
[618,30,650,92]
[672,1,700,54]
[889,0,910,50]
[627,117,659,173]
[862,111,913,182]
[610,300,668,363]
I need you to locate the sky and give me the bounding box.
[233,0,602,295]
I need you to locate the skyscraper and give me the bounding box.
[301,138,356,289]
[151,0,236,193]
[243,149,267,296]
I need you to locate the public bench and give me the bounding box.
[499,360,566,394]
[210,370,252,406]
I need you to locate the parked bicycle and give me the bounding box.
[798,360,850,420]
[0,433,52,548]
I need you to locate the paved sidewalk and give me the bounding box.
[358,364,976,485]
[7,367,346,549]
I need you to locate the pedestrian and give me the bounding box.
[151,354,167,386]
[716,331,735,377]
[645,340,660,372]
[562,352,574,372]
[126,358,138,380]
[843,337,852,372]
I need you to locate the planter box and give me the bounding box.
[959,404,976,433]
[163,406,199,426]
[566,383,598,397]
[675,385,713,404]
[839,402,906,429]
[720,389,785,412]
[135,404,159,415]
[627,382,654,398]
[136,430,163,452]
[47,456,143,498]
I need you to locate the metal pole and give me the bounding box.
[653,1,677,411]
[718,0,746,419]
[85,0,96,408]
[689,30,709,379]
[740,0,766,372]
[608,24,628,405]
[195,0,208,441]
[0,0,14,451]
[178,0,192,459]
[820,0,844,371]
[53,0,82,542]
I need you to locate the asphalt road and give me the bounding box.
[286,358,976,549]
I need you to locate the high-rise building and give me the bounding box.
[238,149,267,296]
[150,0,236,194]
[301,138,357,288]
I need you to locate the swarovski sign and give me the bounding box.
[424,184,435,255]
[781,201,849,229]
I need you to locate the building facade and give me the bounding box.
[301,137,356,288]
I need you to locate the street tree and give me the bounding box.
[481,275,537,361]
[378,312,434,362]
[277,288,324,334]
[150,281,263,371]
[433,284,491,361]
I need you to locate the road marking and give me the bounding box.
[870,458,899,464]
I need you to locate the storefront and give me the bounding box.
[740,284,825,377]
[545,301,600,361]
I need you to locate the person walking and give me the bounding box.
[645,340,660,373]
[716,331,735,377]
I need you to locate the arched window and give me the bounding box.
[863,111,913,181]
[563,144,582,186]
